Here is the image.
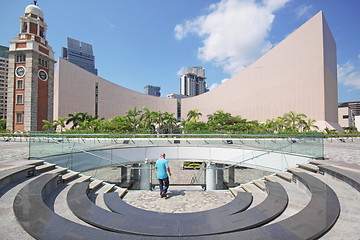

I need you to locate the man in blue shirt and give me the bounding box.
[155,153,171,198]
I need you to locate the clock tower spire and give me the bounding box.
[7,3,55,132]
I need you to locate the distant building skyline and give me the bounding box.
[144,85,161,97]
[62,37,98,75]
[0,45,9,120]
[180,67,207,97]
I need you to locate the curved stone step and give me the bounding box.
[67,181,287,237]
[12,173,139,240]
[0,165,35,190]
[104,189,253,219]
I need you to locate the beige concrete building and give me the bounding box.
[54,11,341,131]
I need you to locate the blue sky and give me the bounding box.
[1,0,359,102]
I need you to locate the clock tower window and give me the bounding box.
[16,55,26,63]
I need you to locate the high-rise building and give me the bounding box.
[7,3,55,132]
[180,67,207,97]
[62,37,98,75]
[0,46,9,120]
[144,85,161,97]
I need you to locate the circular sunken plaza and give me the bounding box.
[0,136,359,239]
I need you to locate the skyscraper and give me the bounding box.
[180,67,207,97]
[7,3,55,132]
[62,37,98,75]
[0,45,9,120]
[144,85,161,97]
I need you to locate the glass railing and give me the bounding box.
[27,133,324,190]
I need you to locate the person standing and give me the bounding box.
[155,153,171,198]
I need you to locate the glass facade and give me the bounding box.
[62,37,98,75]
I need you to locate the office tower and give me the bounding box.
[0,46,9,120]
[7,3,55,132]
[144,85,161,97]
[62,37,98,75]
[180,67,207,97]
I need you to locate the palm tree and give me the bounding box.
[187,108,202,122]
[66,112,86,129]
[140,107,153,131]
[303,119,319,132]
[162,112,177,134]
[282,111,307,132]
[54,117,68,132]
[42,120,55,132]
[126,107,142,132]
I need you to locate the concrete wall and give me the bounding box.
[181,11,340,130]
[54,57,177,120]
[54,11,340,131]
[338,107,350,128]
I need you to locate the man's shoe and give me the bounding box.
[160,193,164,198]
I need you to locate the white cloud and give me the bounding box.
[177,66,186,76]
[174,0,289,76]
[358,54,360,60]
[208,83,219,90]
[208,78,230,91]
[338,61,360,90]
[295,5,313,19]
[221,78,229,84]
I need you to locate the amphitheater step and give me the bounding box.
[62,171,80,182]
[0,173,40,240]
[276,171,292,182]
[35,163,56,173]
[252,180,266,191]
[0,165,35,190]
[89,179,103,191]
[240,183,252,193]
[47,167,69,175]
[77,176,91,183]
[264,176,277,182]
[297,163,319,173]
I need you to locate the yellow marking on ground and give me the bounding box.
[264,176,276,182]
[241,184,252,193]
[118,189,127,198]
[77,176,91,182]
[104,184,115,193]
[230,188,237,196]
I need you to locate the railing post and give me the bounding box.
[140,161,151,190]
[206,162,216,191]
[216,163,224,190]
[228,166,235,186]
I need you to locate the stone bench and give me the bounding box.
[67,181,288,237]
[318,164,360,192]
[196,171,340,240]
[104,190,253,220]
[13,173,138,240]
[0,165,35,190]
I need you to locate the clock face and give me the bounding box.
[15,66,26,77]
[38,69,48,81]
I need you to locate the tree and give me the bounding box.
[187,109,202,122]
[54,117,68,132]
[161,112,178,134]
[66,112,87,129]
[303,119,319,132]
[0,119,6,131]
[125,107,142,132]
[282,111,307,132]
[42,120,56,131]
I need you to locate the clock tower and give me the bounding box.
[7,2,55,132]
